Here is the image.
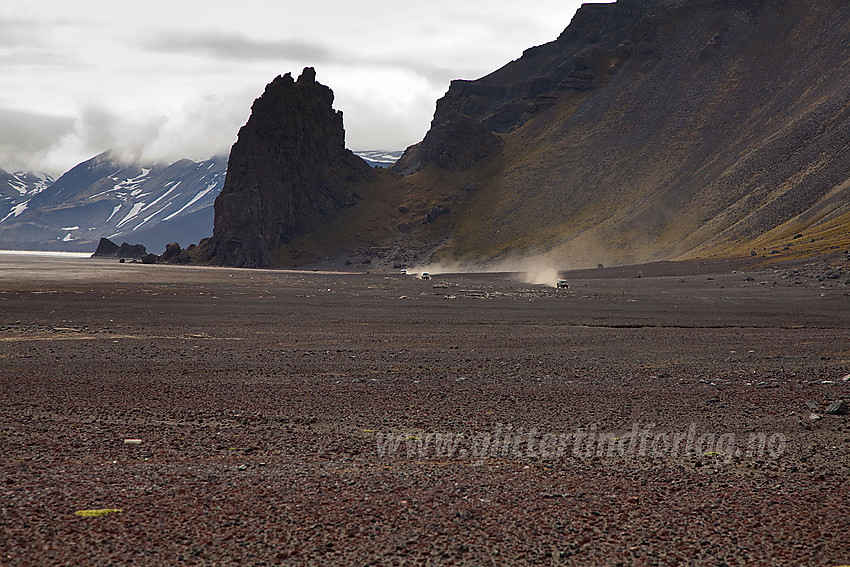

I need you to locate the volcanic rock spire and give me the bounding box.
[205,67,375,268]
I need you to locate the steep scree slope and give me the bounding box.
[417,0,850,266]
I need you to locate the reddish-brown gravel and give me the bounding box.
[1,254,849,566]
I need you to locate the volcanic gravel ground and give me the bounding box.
[1,255,849,565]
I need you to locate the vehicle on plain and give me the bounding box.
[421,272,431,280]
[556,279,569,289]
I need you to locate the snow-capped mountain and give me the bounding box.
[0,151,227,253]
[354,150,403,168]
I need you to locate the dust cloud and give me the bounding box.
[410,256,569,287]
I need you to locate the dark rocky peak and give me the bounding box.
[417,111,502,172]
[395,0,771,176]
[242,68,345,159]
[203,67,376,268]
[442,1,673,132]
[394,0,677,175]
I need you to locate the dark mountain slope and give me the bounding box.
[408,0,850,266]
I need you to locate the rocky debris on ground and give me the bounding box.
[0,321,113,335]
[824,400,848,415]
[3,256,850,565]
[766,261,850,288]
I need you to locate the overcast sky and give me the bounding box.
[1,1,606,176]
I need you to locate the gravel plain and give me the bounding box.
[1,254,849,566]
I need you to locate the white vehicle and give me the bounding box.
[420,272,431,280]
[556,279,569,289]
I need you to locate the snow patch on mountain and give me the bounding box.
[163,183,216,222]
[116,202,146,228]
[0,201,29,222]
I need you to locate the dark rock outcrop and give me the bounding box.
[160,242,191,264]
[117,243,148,259]
[431,0,666,135]
[417,112,502,172]
[393,0,662,175]
[91,237,148,259]
[91,237,119,258]
[203,68,376,268]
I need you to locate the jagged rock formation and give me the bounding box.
[201,68,376,267]
[393,0,665,175]
[92,237,194,264]
[425,0,668,136]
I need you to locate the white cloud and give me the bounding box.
[0,108,75,173]
[327,67,444,151]
[1,0,600,175]
[33,94,255,175]
[142,32,332,63]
